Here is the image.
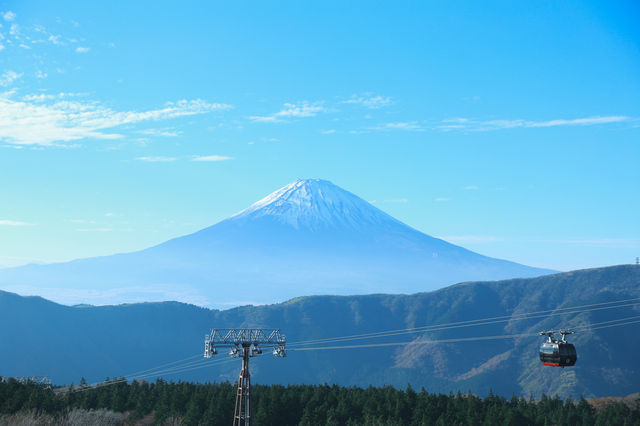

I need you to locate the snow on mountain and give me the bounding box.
[230,179,400,230]
[0,179,555,308]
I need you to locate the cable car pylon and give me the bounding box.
[204,329,286,426]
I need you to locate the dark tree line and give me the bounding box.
[0,378,639,425]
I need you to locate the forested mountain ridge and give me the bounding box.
[1,265,638,399]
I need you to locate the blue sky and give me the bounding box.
[0,1,638,271]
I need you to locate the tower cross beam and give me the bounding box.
[206,328,285,347]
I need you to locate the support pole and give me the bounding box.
[233,345,251,426]
[204,329,285,425]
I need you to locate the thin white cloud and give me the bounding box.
[527,116,629,127]
[438,116,632,132]
[442,117,469,123]
[76,228,113,232]
[136,156,177,162]
[249,101,327,122]
[75,46,90,53]
[369,122,425,132]
[341,94,392,109]
[68,219,95,224]
[2,11,16,22]
[530,238,640,249]
[48,34,63,45]
[22,92,85,102]
[441,235,639,248]
[463,185,478,190]
[138,128,182,137]
[0,71,23,87]
[434,197,450,202]
[191,155,233,162]
[0,92,232,146]
[0,219,33,226]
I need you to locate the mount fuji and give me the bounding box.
[0,179,554,307]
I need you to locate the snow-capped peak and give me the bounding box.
[230,179,400,230]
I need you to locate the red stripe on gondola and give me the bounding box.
[542,362,560,367]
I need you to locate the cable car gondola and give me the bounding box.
[539,330,577,367]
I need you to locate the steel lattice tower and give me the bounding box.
[205,329,286,426]
[233,344,252,425]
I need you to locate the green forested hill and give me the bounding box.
[2,380,639,426]
[1,265,638,399]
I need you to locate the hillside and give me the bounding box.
[2,380,638,426]
[0,265,638,399]
[0,179,553,308]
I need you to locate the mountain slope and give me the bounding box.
[0,265,638,398]
[0,179,553,307]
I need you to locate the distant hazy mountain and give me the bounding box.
[0,265,638,398]
[0,179,553,307]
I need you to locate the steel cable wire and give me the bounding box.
[288,297,640,347]
[288,314,640,352]
[66,296,640,392]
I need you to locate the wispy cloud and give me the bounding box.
[439,235,639,248]
[0,219,33,226]
[67,219,95,224]
[434,197,450,202]
[48,34,63,45]
[0,92,232,146]
[2,11,16,22]
[341,93,392,109]
[530,238,640,249]
[22,92,86,102]
[369,121,425,132]
[138,128,182,137]
[136,156,177,162]
[463,185,478,190]
[75,46,90,53]
[361,115,631,134]
[438,116,632,132]
[135,155,233,162]
[527,116,630,127]
[249,101,327,122]
[0,71,23,87]
[191,155,233,162]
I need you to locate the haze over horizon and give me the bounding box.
[0,179,554,307]
[1,1,639,273]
